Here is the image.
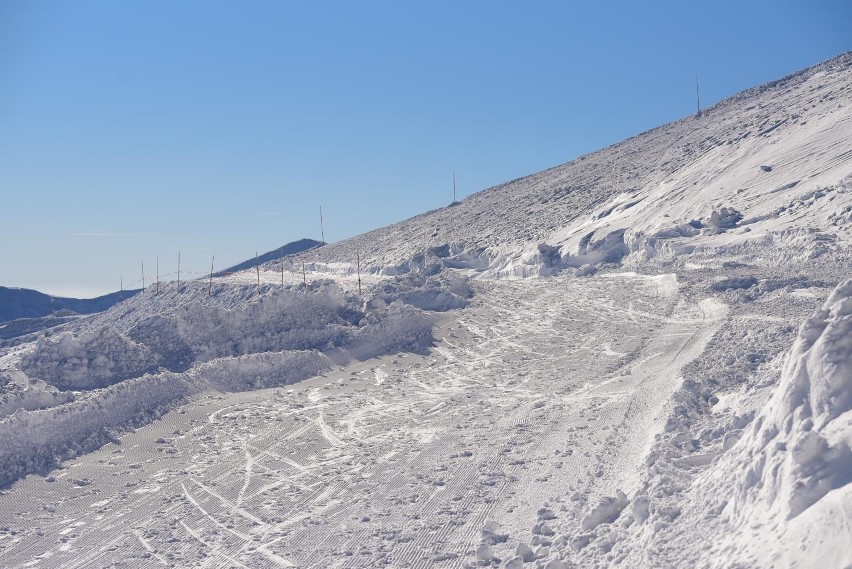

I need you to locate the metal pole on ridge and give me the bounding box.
[696,75,701,114]
[209,255,214,297]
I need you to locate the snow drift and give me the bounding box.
[726,278,852,523]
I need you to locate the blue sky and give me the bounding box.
[1,1,849,297]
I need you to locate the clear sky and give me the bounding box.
[1,1,849,297]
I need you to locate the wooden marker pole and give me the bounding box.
[452,170,456,203]
[177,251,181,290]
[280,247,284,287]
[302,261,307,290]
[320,206,325,244]
[142,259,145,292]
[357,252,362,296]
[156,256,159,295]
[256,251,260,294]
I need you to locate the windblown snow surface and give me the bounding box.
[1,53,851,568]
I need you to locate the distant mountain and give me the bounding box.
[214,238,322,276]
[0,287,141,323]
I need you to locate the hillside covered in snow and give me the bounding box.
[0,52,850,568]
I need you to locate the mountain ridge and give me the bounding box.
[213,238,322,276]
[0,286,141,323]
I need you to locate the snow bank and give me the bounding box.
[565,230,629,268]
[605,277,852,566]
[197,350,332,392]
[726,278,852,523]
[0,377,73,417]
[21,327,159,390]
[0,281,440,487]
[20,283,363,390]
[346,302,435,360]
[0,371,199,486]
[129,282,359,367]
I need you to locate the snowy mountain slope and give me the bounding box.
[291,52,851,279]
[0,53,850,569]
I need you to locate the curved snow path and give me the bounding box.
[0,274,724,568]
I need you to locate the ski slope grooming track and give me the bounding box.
[0,274,723,568]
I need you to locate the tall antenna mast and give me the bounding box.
[696,75,701,114]
[320,206,325,244]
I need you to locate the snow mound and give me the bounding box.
[20,283,363,390]
[581,491,630,531]
[22,327,158,390]
[727,278,852,523]
[367,271,473,312]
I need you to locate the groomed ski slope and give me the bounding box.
[0,274,726,568]
[0,53,851,568]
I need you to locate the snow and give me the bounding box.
[717,279,852,558]
[0,52,851,568]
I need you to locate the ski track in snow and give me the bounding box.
[0,274,722,568]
